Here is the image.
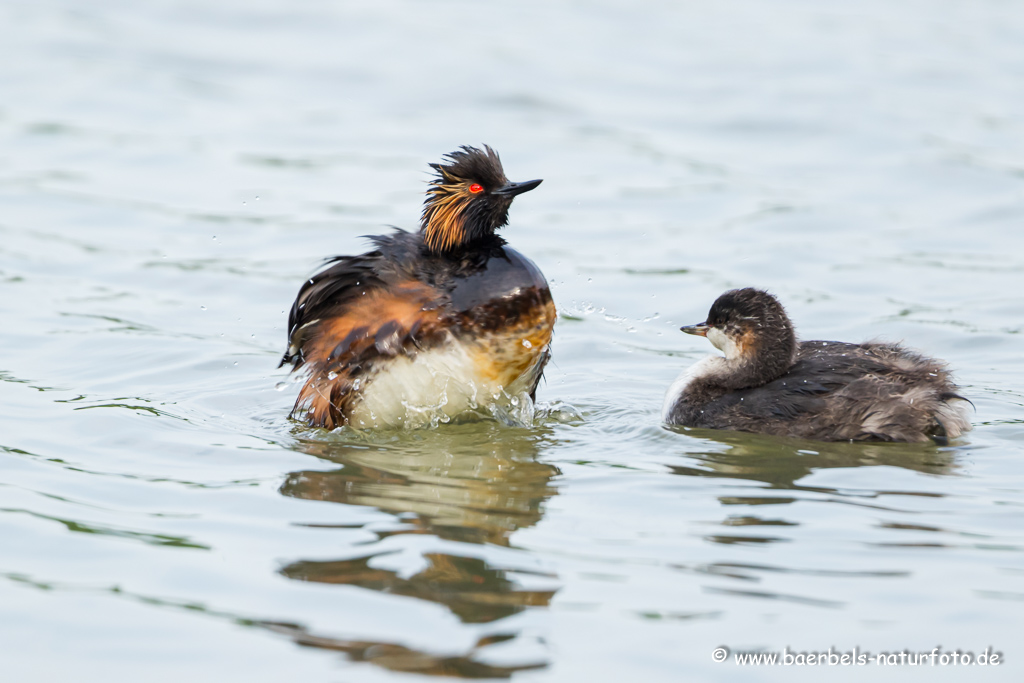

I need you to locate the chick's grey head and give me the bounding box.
[683,288,797,378]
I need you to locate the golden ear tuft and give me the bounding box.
[422,187,470,252]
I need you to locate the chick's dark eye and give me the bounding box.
[469,183,484,194]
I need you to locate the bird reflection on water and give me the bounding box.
[670,428,958,489]
[668,428,960,546]
[269,422,562,677]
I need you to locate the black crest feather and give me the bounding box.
[419,145,519,253]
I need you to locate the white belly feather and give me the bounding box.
[661,355,726,422]
[347,341,544,429]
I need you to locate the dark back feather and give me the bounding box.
[670,340,970,442]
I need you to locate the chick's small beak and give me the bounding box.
[680,323,709,337]
[494,179,542,197]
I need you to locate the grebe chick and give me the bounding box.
[662,288,972,443]
[281,145,555,429]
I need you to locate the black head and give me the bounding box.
[681,288,797,385]
[420,145,542,254]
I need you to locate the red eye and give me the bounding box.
[469,183,484,194]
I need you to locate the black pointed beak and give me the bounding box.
[494,178,542,197]
[680,323,709,337]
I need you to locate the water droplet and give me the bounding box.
[200,305,207,311]
[274,382,287,391]
[587,278,593,283]
[327,371,338,380]
[522,339,533,349]
[233,361,238,366]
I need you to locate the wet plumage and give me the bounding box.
[281,146,554,429]
[663,288,972,443]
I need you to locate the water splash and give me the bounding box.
[489,391,536,428]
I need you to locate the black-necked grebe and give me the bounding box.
[663,288,972,443]
[281,146,554,429]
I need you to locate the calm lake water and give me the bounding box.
[2,1,1023,681]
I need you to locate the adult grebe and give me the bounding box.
[281,146,555,429]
